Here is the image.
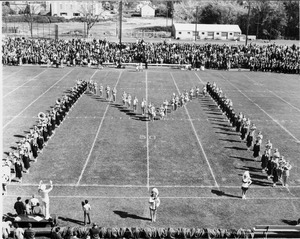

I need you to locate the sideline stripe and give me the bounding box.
[3,69,47,98]
[194,72,204,84]
[8,183,300,188]
[145,71,150,191]
[76,71,122,186]
[4,195,300,200]
[218,73,300,143]
[243,73,300,113]
[3,68,23,80]
[170,72,219,188]
[3,69,74,130]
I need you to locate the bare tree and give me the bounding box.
[22,1,40,38]
[79,1,105,37]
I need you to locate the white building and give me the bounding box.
[140,5,155,17]
[172,23,242,40]
[50,1,103,19]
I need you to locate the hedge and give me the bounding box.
[2,15,66,23]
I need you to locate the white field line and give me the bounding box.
[76,71,122,186]
[218,72,300,143]
[3,69,74,130]
[243,73,300,113]
[4,194,300,200]
[3,69,47,98]
[3,68,23,80]
[268,90,300,113]
[9,183,300,188]
[145,71,150,191]
[170,72,219,188]
[194,72,204,84]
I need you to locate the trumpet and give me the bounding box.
[56,98,62,105]
[38,112,49,125]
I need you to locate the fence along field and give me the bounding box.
[2,66,300,231]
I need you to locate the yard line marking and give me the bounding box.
[76,71,122,186]
[194,72,204,84]
[268,90,300,113]
[3,69,47,98]
[170,72,219,188]
[8,183,300,188]
[4,195,300,200]
[243,73,300,113]
[3,69,74,130]
[218,72,300,143]
[145,71,150,191]
[3,68,23,80]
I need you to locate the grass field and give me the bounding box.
[2,65,300,230]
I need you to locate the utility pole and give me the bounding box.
[195,6,198,41]
[245,1,251,46]
[119,0,122,46]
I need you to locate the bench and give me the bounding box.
[253,225,300,238]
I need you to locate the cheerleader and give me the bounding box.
[149,188,160,222]
[282,160,292,187]
[241,171,252,199]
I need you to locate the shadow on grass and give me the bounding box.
[113,211,151,221]
[58,216,83,225]
[212,122,231,128]
[110,103,149,121]
[224,146,247,151]
[14,135,25,138]
[213,126,233,132]
[219,139,242,143]
[282,219,298,225]
[211,189,241,199]
[230,155,255,162]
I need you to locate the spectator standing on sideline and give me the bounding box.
[30,195,39,212]
[282,160,292,187]
[51,227,62,239]
[38,180,53,219]
[82,200,91,226]
[2,221,12,239]
[24,199,31,215]
[24,223,35,239]
[89,223,100,239]
[149,188,160,222]
[14,223,24,239]
[14,197,26,215]
[241,171,252,199]
[32,203,43,216]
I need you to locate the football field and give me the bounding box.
[2,65,300,229]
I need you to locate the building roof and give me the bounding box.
[141,4,155,10]
[173,23,241,32]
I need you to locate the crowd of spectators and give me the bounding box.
[2,37,299,74]
[2,80,87,194]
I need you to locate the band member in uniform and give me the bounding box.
[105,85,110,101]
[133,96,138,112]
[163,99,169,116]
[127,94,132,109]
[122,91,127,106]
[112,88,117,102]
[99,84,103,98]
[141,98,146,116]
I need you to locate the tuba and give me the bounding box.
[38,112,48,125]
[56,98,62,105]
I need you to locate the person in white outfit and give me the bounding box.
[38,180,53,219]
[149,188,160,222]
[241,171,252,199]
